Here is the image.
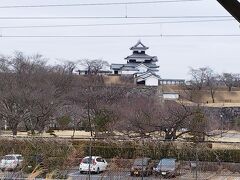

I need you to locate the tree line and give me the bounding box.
[0,52,230,140]
[187,67,240,103]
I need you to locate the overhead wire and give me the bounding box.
[0,1,236,39]
[0,34,239,38]
[0,16,232,20]
[0,0,203,8]
[0,19,235,29]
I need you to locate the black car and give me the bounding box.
[130,157,154,177]
[153,158,178,178]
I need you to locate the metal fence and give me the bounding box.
[67,140,240,180]
[0,138,240,180]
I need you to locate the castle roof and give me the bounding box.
[125,54,158,62]
[130,40,149,51]
[111,63,159,70]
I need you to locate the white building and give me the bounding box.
[162,93,180,100]
[111,41,160,86]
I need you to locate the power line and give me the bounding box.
[0,0,202,8]
[0,34,239,38]
[0,19,235,29]
[0,16,231,20]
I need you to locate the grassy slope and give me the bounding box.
[162,85,240,106]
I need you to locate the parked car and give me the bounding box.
[0,154,23,171]
[153,158,178,178]
[79,156,108,174]
[130,157,154,177]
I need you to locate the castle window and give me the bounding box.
[129,59,136,63]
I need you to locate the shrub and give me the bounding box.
[72,140,240,163]
[0,138,76,178]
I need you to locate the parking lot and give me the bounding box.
[1,152,240,180]
[0,171,25,179]
[67,170,240,180]
[0,169,239,179]
[68,170,176,180]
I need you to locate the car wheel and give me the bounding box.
[96,167,100,174]
[14,164,19,171]
[79,171,83,174]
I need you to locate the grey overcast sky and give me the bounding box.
[0,0,239,79]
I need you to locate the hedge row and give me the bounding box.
[0,138,77,177]
[0,138,239,177]
[72,140,240,163]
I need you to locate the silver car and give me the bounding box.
[0,154,23,171]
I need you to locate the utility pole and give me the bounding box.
[88,137,92,180]
[217,0,240,23]
[141,137,144,180]
[220,114,223,138]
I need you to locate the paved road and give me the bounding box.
[0,171,25,180]
[68,171,162,180]
[68,171,240,180]
[222,132,240,138]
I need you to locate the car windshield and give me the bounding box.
[159,159,176,167]
[17,156,23,160]
[133,158,149,166]
[82,158,93,164]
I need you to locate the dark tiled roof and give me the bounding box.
[125,54,158,62]
[111,62,159,70]
[143,63,159,68]
[125,53,152,59]
[122,67,138,71]
[135,71,160,80]
[130,40,149,51]
[126,63,159,68]
[110,64,124,70]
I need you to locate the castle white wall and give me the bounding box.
[121,70,138,75]
[136,65,148,73]
[145,76,159,86]
[163,93,179,100]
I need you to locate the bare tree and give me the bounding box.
[0,72,28,135]
[79,59,109,75]
[0,52,33,135]
[55,60,77,75]
[189,67,210,90]
[113,94,157,138]
[0,85,28,135]
[114,94,216,141]
[26,64,76,134]
[221,73,240,91]
[55,104,85,137]
[234,74,240,87]
[205,70,219,103]
[0,52,75,135]
[222,73,235,91]
[0,55,11,72]
[189,67,219,103]
[153,101,195,140]
[67,76,127,137]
